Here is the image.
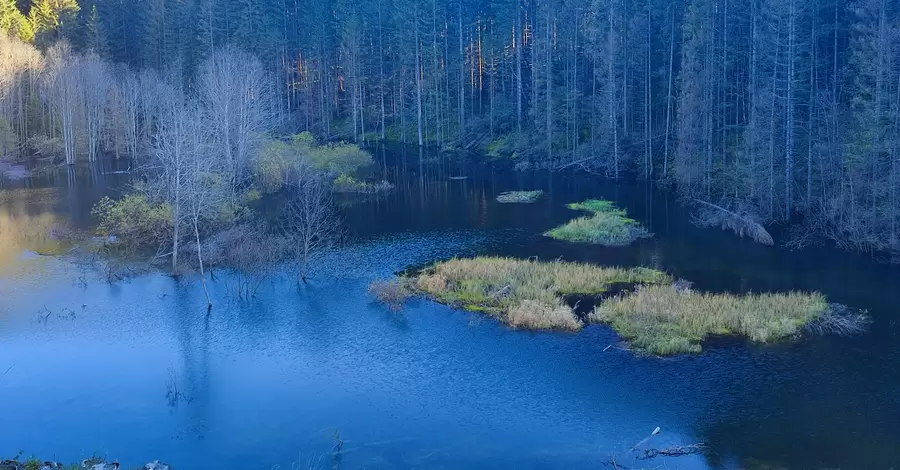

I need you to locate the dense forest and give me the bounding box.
[1,0,899,257]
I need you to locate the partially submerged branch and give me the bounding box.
[692,199,774,246]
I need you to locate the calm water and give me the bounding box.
[2,148,900,469]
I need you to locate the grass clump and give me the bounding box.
[369,278,413,311]
[590,285,829,355]
[333,174,395,194]
[496,190,544,203]
[545,199,651,246]
[407,257,668,331]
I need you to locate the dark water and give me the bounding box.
[2,149,900,469]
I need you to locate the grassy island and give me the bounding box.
[591,285,829,355]
[545,199,651,246]
[372,256,843,355]
[496,190,544,203]
[392,257,668,331]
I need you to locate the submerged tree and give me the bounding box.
[281,162,340,283]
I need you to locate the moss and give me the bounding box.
[591,285,829,355]
[545,199,652,246]
[404,257,668,331]
[496,190,544,203]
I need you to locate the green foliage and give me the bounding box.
[591,285,830,355]
[332,174,394,194]
[254,135,376,194]
[254,138,307,193]
[546,199,652,246]
[91,194,173,249]
[0,0,33,42]
[308,142,373,177]
[29,0,80,45]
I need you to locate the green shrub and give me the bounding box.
[308,142,373,176]
[254,137,316,193]
[92,194,173,248]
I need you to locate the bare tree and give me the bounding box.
[147,82,192,273]
[196,46,278,194]
[0,35,42,158]
[40,42,81,165]
[281,161,340,283]
[79,53,112,162]
[118,68,142,160]
[182,104,225,309]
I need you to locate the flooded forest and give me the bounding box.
[1,0,900,468]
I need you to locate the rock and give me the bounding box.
[81,460,119,470]
[144,461,172,470]
[40,462,66,470]
[0,460,20,470]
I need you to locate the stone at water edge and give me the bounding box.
[84,463,119,470]
[144,461,172,470]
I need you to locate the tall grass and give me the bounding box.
[545,199,651,246]
[409,257,668,331]
[591,285,829,355]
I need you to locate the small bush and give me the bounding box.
[91,194,173,249]
[309,143,373,176]
[26,135,64,160]
[255,139,306,192]
[369,279,413,310]
[332,174,394,194]
[496,190,543,203]
[545,199,652,246]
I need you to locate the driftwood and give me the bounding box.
[637,443,707,460]
[600,426,705,469]
[692,199,774,246]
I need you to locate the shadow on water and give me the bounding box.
[1,148,900,468]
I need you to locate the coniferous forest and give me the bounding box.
[1,0,900,257]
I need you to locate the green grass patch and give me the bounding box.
[545,199,651,246]
[405,257,669,331]
[496,190,544,203]
[332,174,395,194]
[591,285,829,355]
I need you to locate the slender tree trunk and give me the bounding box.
[194,219,212,309]
[663,4,674,178]
[415,6,424,147]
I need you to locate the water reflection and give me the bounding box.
[1,152,900,468]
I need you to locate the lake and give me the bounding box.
[2,146,900,469]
